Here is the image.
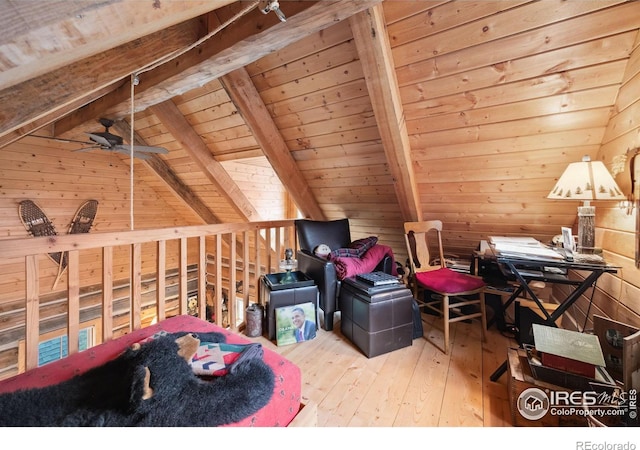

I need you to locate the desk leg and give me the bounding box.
[490,360,508,381]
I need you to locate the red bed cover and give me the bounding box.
[0,315,302,427]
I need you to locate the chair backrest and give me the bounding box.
[295,218,351,252]
[404,220,446,274]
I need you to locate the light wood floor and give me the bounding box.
[255,312,518,427]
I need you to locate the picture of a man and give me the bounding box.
[291,306,316,342]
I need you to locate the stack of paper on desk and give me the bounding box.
[489,236,564,260]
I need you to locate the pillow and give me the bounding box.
[314,244,331,259]
[190,342,264,377]
[330,236,378,259]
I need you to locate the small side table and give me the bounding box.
[339,277,413,358]
[260,271,319,341]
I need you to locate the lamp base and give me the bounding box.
[577,205,595,254]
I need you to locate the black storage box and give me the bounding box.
[261,275,318,340]
[339,277,413,358]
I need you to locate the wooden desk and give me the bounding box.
[488,251,618,381]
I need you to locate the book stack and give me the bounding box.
[525,324,616,392]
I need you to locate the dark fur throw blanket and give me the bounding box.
[0,332,274,426]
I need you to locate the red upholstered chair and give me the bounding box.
[404,220,487,354]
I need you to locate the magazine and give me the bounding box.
[275,302,317,346]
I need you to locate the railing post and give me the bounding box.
[131,244,142,331]
[179,238,188,315]
[102,247,113,341]
[156,240,166,322]
[215,235,223,327]
[68,250,80,355]
[229,232,237,330]
[25,255,39,371]
[198,236,206,321]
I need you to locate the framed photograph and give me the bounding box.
[275,302,317,346]
[561,226,574,252]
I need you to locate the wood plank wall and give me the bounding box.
[383,1,640,330]
[0,139,289,378]
[387,0,635,256]
[589,31,640,330]
[244,18,408,259]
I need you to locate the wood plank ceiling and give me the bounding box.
[1,0,639,262]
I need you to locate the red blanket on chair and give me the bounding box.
[329,244,397,280]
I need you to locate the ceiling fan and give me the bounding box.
[31,118,169,160]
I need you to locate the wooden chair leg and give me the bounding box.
[479,291,487,342]
[443,294,450,355]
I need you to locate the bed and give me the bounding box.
[0,315,303,427]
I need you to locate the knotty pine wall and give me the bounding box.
[0,137,287,376]
[0,140,189,374]
[384,1,640,333]
[0,137,204,291]
[588,32,640,332]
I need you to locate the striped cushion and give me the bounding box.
[330,236,378,258]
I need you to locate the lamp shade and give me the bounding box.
[547,155,625,202]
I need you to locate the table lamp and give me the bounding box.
[547,155,625,254]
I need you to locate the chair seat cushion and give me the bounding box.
[415,267,485,294]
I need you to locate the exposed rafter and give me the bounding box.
[0,18,204,144]
[112,121,221,225]
[350,5,421,222]
[150,100,262,222]
[52,1,381,141]
[221,68,325,221]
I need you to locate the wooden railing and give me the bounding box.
[0,220,296,373]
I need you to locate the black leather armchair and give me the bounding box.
[295,218,393,331]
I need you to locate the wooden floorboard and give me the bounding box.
[256,311,518,427]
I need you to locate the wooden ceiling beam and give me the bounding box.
[350,5,422,222]
[55,0,381,139]
[0,17,205,142]
[112,119,250,257]
[111,121,221,225]
[124,1,382,115]
[52,1,315,138]
[221,68,325,221]
[0,0,234,89]
[150,100,262,222]
[0,81,124,149]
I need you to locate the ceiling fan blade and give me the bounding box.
[113,144,168,155]
[30,135,94,146]
[71,146,102,153]
[112,146,152,160]
[86,132,112,148]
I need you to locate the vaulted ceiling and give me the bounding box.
[2,0,639,258]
